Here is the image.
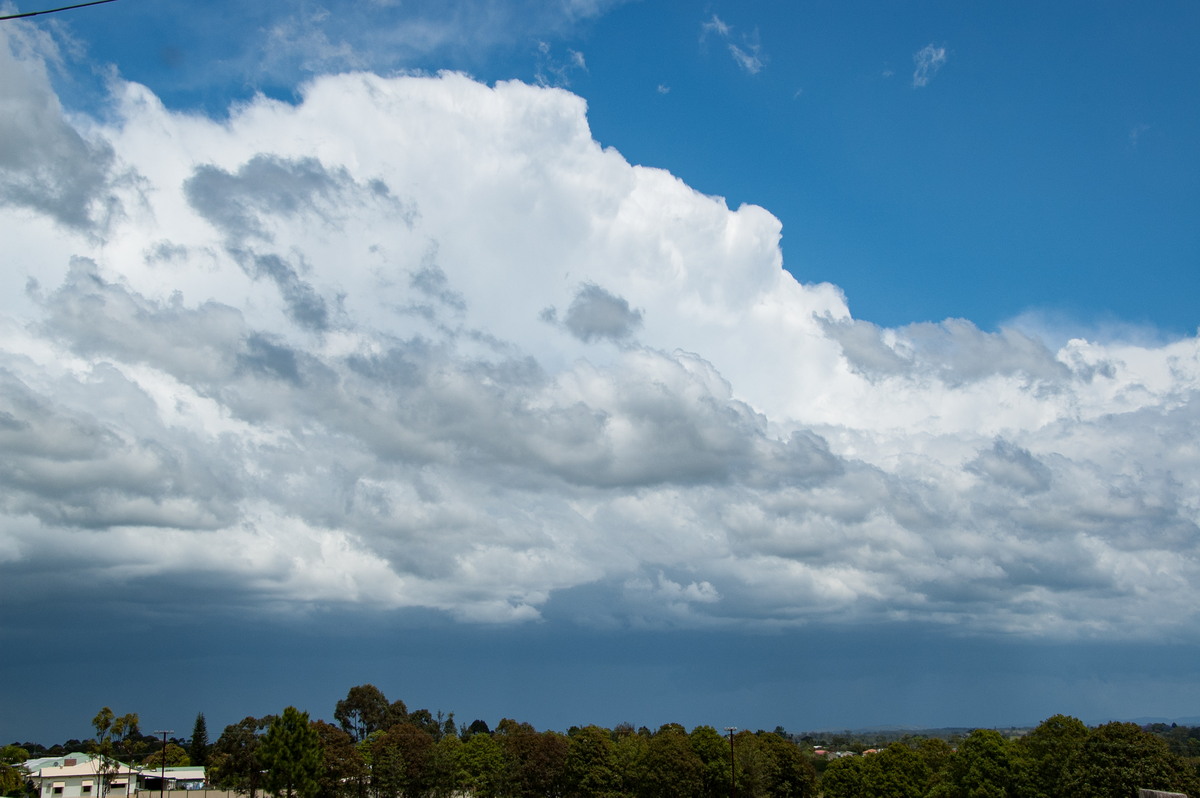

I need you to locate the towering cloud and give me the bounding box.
[1,26,1197,640]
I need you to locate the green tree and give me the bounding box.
[387,702,410,731]
[437,714,457,744]
[210,717,272,798]
[0,748,28,766]
[734,731,766,798]
[190,714,210,768]
[756,733,817,798]
[458,730,506,798]
[370,722,435,798]
[312,721,365,798]
[611,725,648,798]
[405,712,442,741]
[1156,724,1200,759]
[143,744,191,768]
[1015,714,1088,798]
[496,720,568,798]
[0,745,28,798]
[369,741,404,798]
[89,708,140,798]
[915,738,954,786]
[565,726,618,798]
[0,763,23,798]
[688,727,730,798]
[260,707,322,798]
[427,734,463,798]
[1063,722,1199,798]
[335,686,392,744]
[929,729,1019,798]
[639,724,703,798]
[462,720,491,740]
[861,743,933,798]
[820,755,868,798]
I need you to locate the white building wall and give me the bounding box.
[35,764,138,798]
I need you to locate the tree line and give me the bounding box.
[3,685,1199,798]
[819,715,1199,798]
[201,685,817,798]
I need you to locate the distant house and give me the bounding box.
[139,767,207,792]
[26,756,138,798]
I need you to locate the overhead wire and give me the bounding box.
[0,0,118,21]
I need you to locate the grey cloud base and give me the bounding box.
[0,26,115,230]
[1,28,1198,641]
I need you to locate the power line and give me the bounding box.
[0,0,118,21]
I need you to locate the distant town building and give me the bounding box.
[23,756,211,797]
[25,756,138,798]
[139,767,207,792]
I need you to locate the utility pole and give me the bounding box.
[724,727,737,798]
[152,731,173,798]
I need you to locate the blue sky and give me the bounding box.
[1,0,1199,745]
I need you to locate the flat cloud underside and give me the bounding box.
[1,28,1199,638]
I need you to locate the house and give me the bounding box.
[26,756,138,798]
[138,767,207,792]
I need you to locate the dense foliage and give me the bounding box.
[6,690,1200,798]
[259,708,322,798]
[819,716,1199,798]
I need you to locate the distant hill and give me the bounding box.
[1100,716,1200,727]
[793,726,1018,742]
[796,716,1200,738]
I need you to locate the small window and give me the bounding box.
[53,788,63,795]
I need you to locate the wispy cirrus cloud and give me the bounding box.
[700,13,765,75]
[912,42,947,87]
[700,13,731,39]
[729,42,764,75]
[534,41,587,87]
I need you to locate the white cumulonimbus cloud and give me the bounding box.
[1,25,1197,638]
